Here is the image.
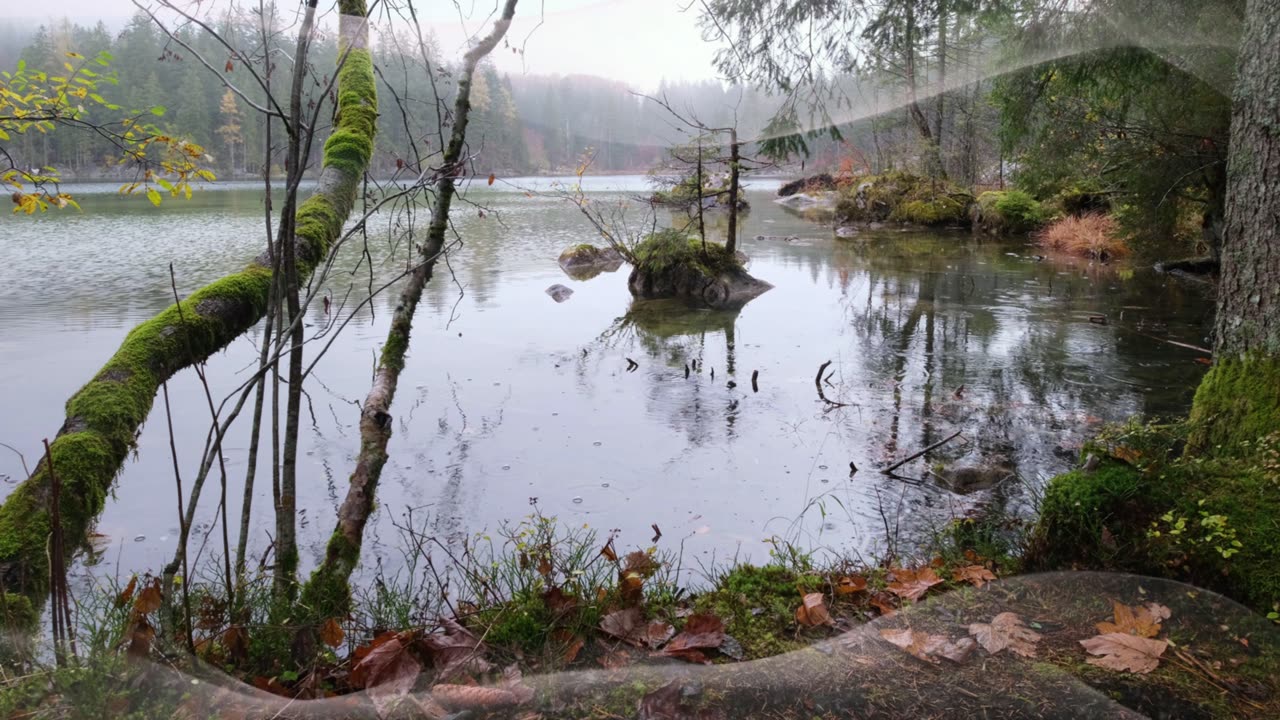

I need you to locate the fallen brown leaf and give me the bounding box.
[542,586,578,617]
[887,567,944,602]
[879,628,976,664]
[834,575,868,595]
[968,612,1042,657]
[1096,601,1166,638]
[350,631,421,693]
[418,618,491,679]
[551,629,585,664]
[1080,632,1168,674]
[952,565,997,588]
[662,613,725,663]
[601,607,645,644]
[795,593,834,627]
[869,591,898,616]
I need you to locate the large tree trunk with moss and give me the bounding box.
[1188,0,1280,451]
[298,0,519,622]
[0,0,378,593]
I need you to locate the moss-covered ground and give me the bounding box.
[834,171,974,227]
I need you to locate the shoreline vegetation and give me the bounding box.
[2,487,1278,718]
[775,171,1221,271]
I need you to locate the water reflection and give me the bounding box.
[0,179,1213,576]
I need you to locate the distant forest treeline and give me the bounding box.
[0,14,805,179]
[3,12,1003,183]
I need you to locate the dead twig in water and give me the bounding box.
[881,429,963,475]
[814,361,850,408]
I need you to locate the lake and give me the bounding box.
[0,176,1213,583]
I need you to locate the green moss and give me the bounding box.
[975,190,1049,234]
[0,593,36,632]
[893,197,967,225]
[632,229,741,278]
[835,171,973,226]
[1030,417,1280,614]
[1187,354,1280,453]
[1029,458,1151,569]
[693,564,819,659]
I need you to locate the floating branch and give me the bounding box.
[881,430,964,476]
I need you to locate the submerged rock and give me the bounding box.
[934,456,1015,494]
[558,243,624,280]
[545,284,574,303]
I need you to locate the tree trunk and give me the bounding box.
[0,0,379,593]
[1188,0,1280,451]
[904,0,946,180]
[726,129,740,255]
[934,0,948,150]
[298,0,519,622]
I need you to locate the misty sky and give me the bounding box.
[5,0,722,90]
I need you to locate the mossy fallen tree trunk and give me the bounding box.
[299,0,519,623]
[0,0,378,592]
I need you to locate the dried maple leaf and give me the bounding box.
[134,578,163,614]
[1096,601,1166,638]
[662,613,725,663]
[879,628,975,664]
[968,612,1042,657]
[795,593,834,627]
[834,575,868,595]
[624,550,661,577]
[600,539,618,563]
[319,617,345,648]
[419,618,490,679]
[869,591,898,616]
[887,567,943,602]
[600,607,645,644]
[551,629,585,664]
[115,576,138,608]
[350,631,421,693]
[1080,632,1167,674]
[952,565,998,588]
[542,586,578,617]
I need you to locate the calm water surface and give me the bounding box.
[0,177,1213,580]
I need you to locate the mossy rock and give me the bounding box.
[972,190,1049,235]
[1029,417,1280,615]
[834,171,973,227]
[627,230,771,308]
[1027,456,1157,571]
[777,173,837,197]
[557,243,624,280]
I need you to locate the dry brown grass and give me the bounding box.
[1037,214,1131,260]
